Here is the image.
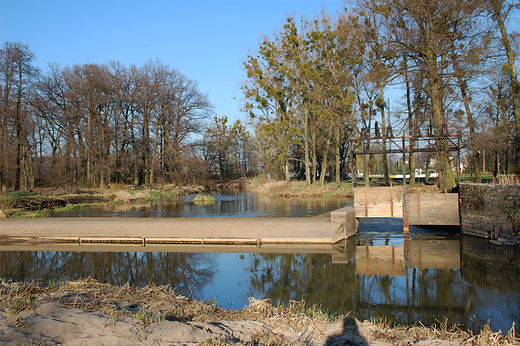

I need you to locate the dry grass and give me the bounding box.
[0,278,518,345]
[112,190,148,202]
[219,177,252,190]
[495,175,520,184]
[246,179,352,198]
[247,179,292,195]
[364,319,519,346]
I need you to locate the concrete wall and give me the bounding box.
[330,207,359,244]
[459,183,520,240]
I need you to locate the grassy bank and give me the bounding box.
[0,178,353,218]
[0,184,204,218]
[2,174,517,218]
[243,178,353,198]
[1,278,517,345]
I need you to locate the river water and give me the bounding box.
[48,190,349,218]
[1,191,519,334]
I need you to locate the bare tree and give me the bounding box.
[0,42,37,191]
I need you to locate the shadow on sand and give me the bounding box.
[325,316,369,346]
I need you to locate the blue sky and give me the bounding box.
[1,0,346,122]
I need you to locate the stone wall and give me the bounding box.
[459,183,520,244]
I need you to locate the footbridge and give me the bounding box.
[350,123,461,230]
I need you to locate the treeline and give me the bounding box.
[0,45,256,191]
[242,0,520,188]
[2,0,519,192]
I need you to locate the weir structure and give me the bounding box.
[0,124,464,249]
[350,124,461,230]
[0,207,359,249]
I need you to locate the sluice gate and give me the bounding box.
[354,186,460,226]
[350,122,462,228]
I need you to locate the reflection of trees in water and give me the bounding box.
[356,268,466,327]
[245,253,468,327]
[0,251,216,296]
[461,237,520,290]
[246,253,357,314]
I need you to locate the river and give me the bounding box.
[0,191,518,334]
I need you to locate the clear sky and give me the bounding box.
[1,0,346,122]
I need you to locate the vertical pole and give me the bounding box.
[403,136,409,232]
[443,129,448,193]
[351,143,357,218]
[364,183,368,217]
[457,131,461,186]
[351,145,356,190]
[390,180,394,217]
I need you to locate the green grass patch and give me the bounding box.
[149,191,163,199]
[5,209,51,218]
[53,202,108,212]
[193,195,216,204]
[6,191,42,198]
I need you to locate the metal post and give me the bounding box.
[457,131,461,186]
[351,145,356,189]
[402,136,409,232]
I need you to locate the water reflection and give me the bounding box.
[244,232,519,334]
[1,219,519,334]
[0,251,215,298]
[50,191,352,218]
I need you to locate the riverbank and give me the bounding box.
[237,177,353,198]
[0,179,352,218]
[1,278,516,345]
[0,185,205,218]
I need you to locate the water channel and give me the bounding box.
[1,191,519,334]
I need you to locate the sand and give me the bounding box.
[0,301,472,346]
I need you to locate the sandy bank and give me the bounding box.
[1,279,516,346]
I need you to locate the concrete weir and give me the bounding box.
[0,207,358,248]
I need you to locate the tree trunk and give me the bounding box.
[319,137,331,186]
[428,61,456,191]
[491,1,520,174]
[456,75,481,183]
[1,78,11,192]
[14,66,23,191]
[380,89,390,186]
[335,127,341,183]
[100,170,106,190]
[405,68,416,185]
[86,98,92,188]
[311,131,317,184]
[304,109,311,185]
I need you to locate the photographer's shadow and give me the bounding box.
[325,316,369,346]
